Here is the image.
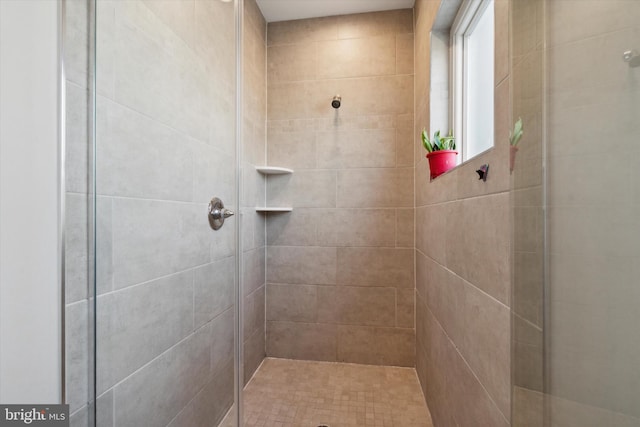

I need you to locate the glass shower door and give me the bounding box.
[93,1,239,426]
[511,1,640,425]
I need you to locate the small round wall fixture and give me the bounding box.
[331,95,341,109]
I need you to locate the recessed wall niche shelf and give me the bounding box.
[256,166,294,175]
[255,207,293,213]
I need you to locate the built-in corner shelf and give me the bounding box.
[256,166,294,175]
[255,167,293,212]
[255,207,293,213]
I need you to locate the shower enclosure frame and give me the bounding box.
[61,0,246,424]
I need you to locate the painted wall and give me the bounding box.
[0,0,61,404]
[264,9,416,366]
[63,1,238,425]
[413,0,512,425]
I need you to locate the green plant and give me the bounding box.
[421,129,456,153]
[510,117,524,146]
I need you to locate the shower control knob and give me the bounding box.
[208,197,234,230]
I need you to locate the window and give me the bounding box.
[451,0,495,161]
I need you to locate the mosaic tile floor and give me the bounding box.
[223,357,433,427]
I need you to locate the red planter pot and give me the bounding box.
[426,150,458,179]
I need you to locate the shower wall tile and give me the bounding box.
[266,9,415,367]
[316,209,397,247]
[267,130,317,169]
[316,129,397,169]
[113,326,210,427]
[243,286,265,342]
[336,247,414,288]
[414,0,511,422]
[396,33,415,75]
[337,325,415,367]
[65,301,89,414]
[267,43,317,83]
[462,284,511,418]
[337,168,413,208]
[396,113,415,167]
[167,360,234,427]
[268,16,339,47]
[267,246,337,285]
[267,75,413,121]
[317,286,396,326]
[96,98,195,202]
[142,0,196,49]
[267,170,337,208]
[267,283,318,323]
[244,327,266,385]
[97,270,194,394]
[267,321,338,362]
[445,193,511,305]
[397,288,415,328]
[315,35,396,79]
[192,141,236,206]
[266,208,320,246]
[243,247,266,297]
[193,256,235,329]
[396,208,415,247]
[111,198,210,289]
[209,308,234,376]
[336,9,414,39]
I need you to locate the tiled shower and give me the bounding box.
[60,0,640,426]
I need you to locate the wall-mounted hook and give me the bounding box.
[623,50,640,68]
[476,164,489,182]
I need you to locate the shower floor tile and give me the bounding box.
[226,357,433,427]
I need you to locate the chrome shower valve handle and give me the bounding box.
[208,197,234,230]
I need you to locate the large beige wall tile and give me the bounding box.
[461,283,511,419]
[267,283,317,323]
[266,208,320,246]
[396,33,415,75]
[316,129,397,169]
[396,208,415,248]
[268,16,338,46]
[415,204,449,264]
[316,36,396,79]
[445,193,510,304]
[267,170,337,208]
[267,246,337,285]
[336,9,413,39]
[243,286,265,341]
[317,286,396,326]
[316,209,396,247]
[396,113,414,167]
[268,43,317,83]
[337,168,413,208]
[337,247,414,288]
[424,258,465,348]
[267,130,317,169]
[397,288,415,328]
[337,325,415,367]
[494,0,509,85]
[267,321,338,362]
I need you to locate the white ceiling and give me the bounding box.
[255,0,416,23]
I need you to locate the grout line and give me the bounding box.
[415,247,510,310]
